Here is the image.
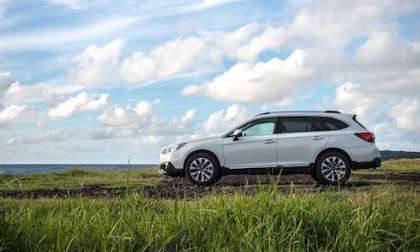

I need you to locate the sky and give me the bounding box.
[0,0,420,164]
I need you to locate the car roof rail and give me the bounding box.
[255,112,271,116]
[255,110,342,117]
[255,110,324,116]
[324,110,341,114]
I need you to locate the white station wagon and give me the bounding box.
[160,111,381,185]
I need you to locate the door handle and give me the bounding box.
[264,139,276,144]
[313,136,324,140]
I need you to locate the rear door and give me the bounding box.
[276,116,328,167]
[223,118,278,169]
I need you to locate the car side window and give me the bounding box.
[279,117,310,133]
[241,120,276,137]
[312,117,348,131]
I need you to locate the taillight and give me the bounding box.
[355,132,375,143]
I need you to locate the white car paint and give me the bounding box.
[159,111,381,174]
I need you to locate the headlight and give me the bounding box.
[161,142,187,154]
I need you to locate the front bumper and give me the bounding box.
[352,158,381,170]
[159,162,184,177]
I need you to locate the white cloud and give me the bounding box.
[134,99,160,116]
[48,92,108,118]
[96,102,197,139]
[212,22,259,61]
[200,0,238,8]
[97,106,138,128]
[205,23,286,62]
[171,109,197,130]
[184,0,241,11]
[121,36,205,85]
[390,98,420,131]
[0,71,13,108]
[335,82,375,120]
[71,39,125,86]
[183,49,314,102]
[344,31,420,97]
[0,17,136,51]
[6,129,77,145]
[46,0,87,9]
[134,135,165,146]
[4,81,84,105]
[201,104,249,135]
[234,26,287,61]
[331,29,420,134]
[287,0,420,48]
[0,104,26,126]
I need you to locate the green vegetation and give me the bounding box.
[1,187,419,251]
[0,168,161,191]
[378,158,420,172]
[1,159,419,192]
[0,159,419,251]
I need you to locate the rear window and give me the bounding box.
[312,117,348,131]
[279,117,311,133]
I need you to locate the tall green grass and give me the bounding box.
[1,187,419,251]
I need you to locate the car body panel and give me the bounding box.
[159,111,382,175]
[223,134,277,168]
[277,131,329,167]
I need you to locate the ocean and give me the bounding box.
[0,164,158,175]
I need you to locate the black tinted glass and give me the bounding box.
[279,117,310,133]
[312,117,348,131]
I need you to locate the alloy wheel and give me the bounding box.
[189,157,214,183]
[320,156,347,182]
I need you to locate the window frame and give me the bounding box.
[311,116,349,132]
[277,116,311,134]
[225,117,280,137]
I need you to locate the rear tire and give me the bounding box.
[185,153,221,185]
[315,151,351,185]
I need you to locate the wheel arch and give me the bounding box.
[183,149,221,170]
[315,148,352,168]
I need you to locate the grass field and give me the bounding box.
[0,159,419,251]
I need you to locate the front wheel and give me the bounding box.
[315,151,351,185]
[185,153,221,185]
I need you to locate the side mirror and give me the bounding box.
[232,129,243,141]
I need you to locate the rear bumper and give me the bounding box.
[159,162,184,177]
[352,158,381,170]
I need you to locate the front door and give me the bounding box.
[223,118,277,169]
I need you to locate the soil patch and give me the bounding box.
[3,172,418,199]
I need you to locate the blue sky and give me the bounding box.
[0,0,419,163]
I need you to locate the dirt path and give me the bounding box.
[1,173,419,199]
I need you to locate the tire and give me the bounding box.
[185,153,221,185]
[315,151,351,185]
[310,169,319,182]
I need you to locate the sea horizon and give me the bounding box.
[0,164,159,175]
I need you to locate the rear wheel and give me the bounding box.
[315,151,351,185]
[185,153,220,185]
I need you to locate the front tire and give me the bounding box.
[185,153,221,185]
[315,151,351,185]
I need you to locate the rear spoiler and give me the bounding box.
[352,114,367,129]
